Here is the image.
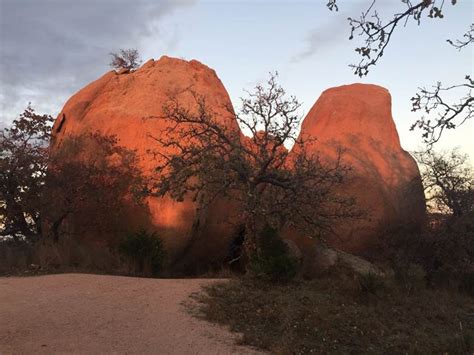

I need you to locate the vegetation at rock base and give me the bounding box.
[118,230,165,277]
[0,106,153,277]
[0,236,123,276]
[248,225,299,282]
[195,275,473,354]
[191,146,474,354]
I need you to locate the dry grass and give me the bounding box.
[0,237,235,279]
[0,238,128,277]
[194,274,474,354]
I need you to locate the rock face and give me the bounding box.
[51,56,241,268]
[287,84,425,255]
[51,63,425,271]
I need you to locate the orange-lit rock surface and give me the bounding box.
[287,84,425,255]
[51,61,425,269]
[51,56,240,266]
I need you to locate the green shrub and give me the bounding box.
[118,230,165,277]
[248,225,298,282]
[358,272,385,295]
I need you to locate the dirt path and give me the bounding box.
[0,274,261,354]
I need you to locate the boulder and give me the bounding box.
[50,56,241,267]
[303,243,384,277]
[286,84,425,255]
[51,67,425,273]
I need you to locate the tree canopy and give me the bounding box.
[0,105,53,241]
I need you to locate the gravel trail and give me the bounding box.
[0,274,261,354]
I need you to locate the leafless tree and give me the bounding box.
[150,73,358,255]
[109,48,142,71]
[414,148,473,217]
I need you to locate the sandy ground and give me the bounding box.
[0,274,262,354]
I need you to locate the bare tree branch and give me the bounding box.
[345,0,453,77]
[410,75,474,146]
[447,23,474,50]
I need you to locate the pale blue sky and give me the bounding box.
[1,0,473,155]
